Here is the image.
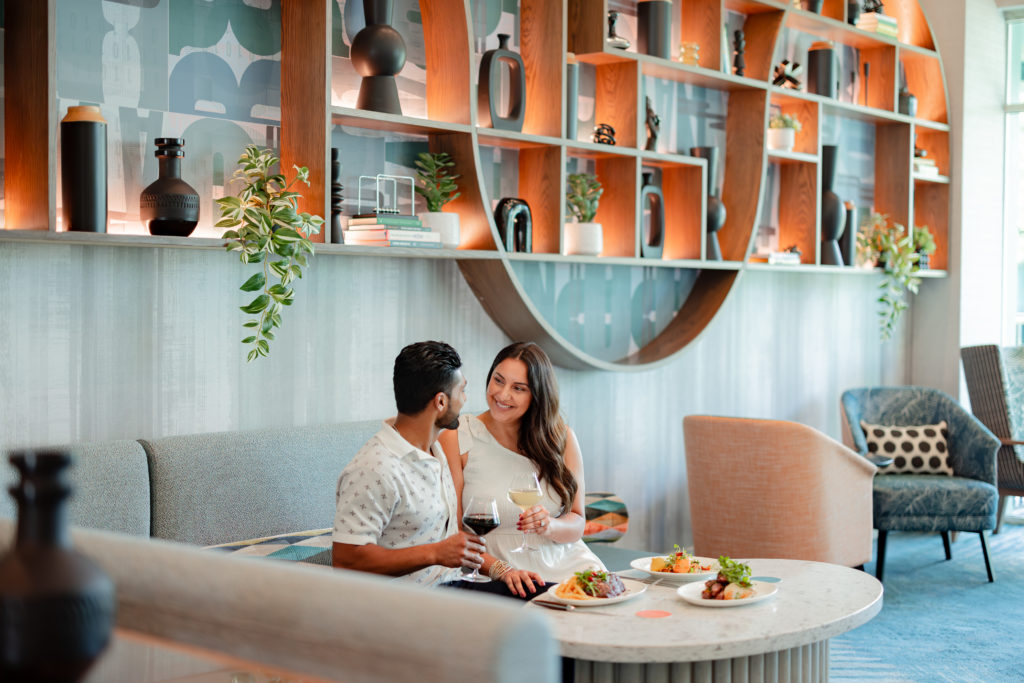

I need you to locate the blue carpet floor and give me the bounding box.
[831,521,1024,682]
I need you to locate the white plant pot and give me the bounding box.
[767,127,796,152]
[563,222,603,256]
[420,211,460,248]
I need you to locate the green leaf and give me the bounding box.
[257,339,269,354]
[243,320,259,328]
[240,294,270,314]
[240,272,266,292]
[247,349,259,362]
[242,335,256,344]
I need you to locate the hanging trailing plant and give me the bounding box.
[216,145,324,362]
[856,212,921,342]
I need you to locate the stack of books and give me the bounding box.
[913,157,940,178]
[856,12,898,38]
[342,214,442,249]
[768,251,802,266]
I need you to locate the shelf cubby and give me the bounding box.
[874,122,914,227]
[913,182,949,270]
[900,50,948,124]
[640,157,707,261]
[776,159,819,264]
[565,151,638,258]
[771,92,820,155]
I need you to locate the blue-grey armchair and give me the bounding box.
[840,386,999,582]
[961,345,1024,533]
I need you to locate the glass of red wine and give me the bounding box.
[461,495,500,582]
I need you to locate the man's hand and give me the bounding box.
[434,531,486,569]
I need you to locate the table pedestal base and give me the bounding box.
[574,640,830,683]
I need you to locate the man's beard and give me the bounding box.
[435,405,460,431]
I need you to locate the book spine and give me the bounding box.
[346,223,430,231]
[344,229,439,241]
[387,240,443,249]
[347,217,424,227]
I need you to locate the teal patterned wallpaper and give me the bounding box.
[56,0,283,236]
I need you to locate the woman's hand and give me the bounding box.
[501,568,544,597]
[517,505,552,537]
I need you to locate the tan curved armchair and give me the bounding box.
[683,416,877,567]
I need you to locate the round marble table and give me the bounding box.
[529,559,883,683]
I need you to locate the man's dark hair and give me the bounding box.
[393,341,462,415]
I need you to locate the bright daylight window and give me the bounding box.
[1009,18,1024,342]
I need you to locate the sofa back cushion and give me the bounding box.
[0,440,151,537]
[141,420,381,546]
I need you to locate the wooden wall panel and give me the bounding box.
[778,163,819,264]
[681,0,721,70]
[722,90,766,261]
[521,0,564,137]
[4,0,56,231]
[740,11,785,82]
[595,62,640,148]
[568,0,607,55]
[519,146,563,254]
[913,183,948,270]
[281,0,329,243]
[421,0,473,124]
[662,165,704,260]
[594,157,638,257]
[875,124,912,226]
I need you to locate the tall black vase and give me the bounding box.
[350,0,406,114]
[140,138,199,237]
[840,203,858,267]
[820,145,847,266]
[640,172,664,259]
[637,0,672,59]
[478,34,526,131]
[807,41,837,99]
[60,106,107,233]
[690,146,726,260]
[566,55,579,140]
[330,147,344,244]
[0,450,116,681]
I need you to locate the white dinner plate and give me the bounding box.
[629,555,719,583]
[676,580,779,607]
[541,578,647,607]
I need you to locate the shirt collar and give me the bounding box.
[378,418,441,462]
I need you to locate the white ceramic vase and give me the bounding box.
[419,211,460,249]
[563,222,603,256]
[767,127,796,152]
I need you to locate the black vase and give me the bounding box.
[0,450,116,681]
[690,146,726,260]
[60,106,107,233]
[840,203,858,267]
[807,42,837,99]
[350,0,406,115]
[494,198,532,253]
[640,172,664,259]
[820,145,847,266]
[140,138,199,237]
[637,0,671,59]
[330,147,344,244]
[478,34,525,131]
[898,88,918,117]
[847,1,861,25]
[805,0,824,12]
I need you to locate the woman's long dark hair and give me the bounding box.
[487,342,577,513]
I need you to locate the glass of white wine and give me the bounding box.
[507,472,543,553]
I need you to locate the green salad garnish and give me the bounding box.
[664,543,692,564]
[717,556,752,587]
[575,569,609,596]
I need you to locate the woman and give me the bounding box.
[440,342,605,598]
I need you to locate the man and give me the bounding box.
[332,340,484,585]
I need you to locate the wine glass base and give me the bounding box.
[461,573,491,583]
[509,546,527,553]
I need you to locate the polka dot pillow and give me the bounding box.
[861,420,953,475]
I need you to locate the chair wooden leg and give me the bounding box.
[876,530,887,582]
[995,495,1008,535]
[941,531,952,560]
[979,531,994,583]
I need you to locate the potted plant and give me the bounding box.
[913,224,936,270]
[414,151,461,248]
[216,145,324,362]
[564,172,604,256]
[856,212,921,342]
[767,113,801,152]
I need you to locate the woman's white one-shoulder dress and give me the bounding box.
[457,414,605,583]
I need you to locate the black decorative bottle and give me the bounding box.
[60,106,107,232]
[478,34,526,131]
[350,0,406,115]
[691,146,727,260]
[140,138,199,237]
[820,145,847,266]
[0,450,116,681]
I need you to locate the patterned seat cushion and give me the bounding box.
[872,475,998,532]
[206,528,333,566]
[583,492,628,543]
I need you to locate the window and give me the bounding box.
[1007,18,1024,341]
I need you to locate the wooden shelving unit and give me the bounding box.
[1,0,952,371]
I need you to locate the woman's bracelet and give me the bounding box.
[489,559,513,580]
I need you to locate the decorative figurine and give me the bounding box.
[593,123,616,146]
[848,1,862,25]
[606,10,630,50]
[494,198,532,253]
[773,60,803,89]
[863,62,870,106]
[350,0,407,115]
[732,30,746,77]
[863,0,884,14]
[330,147,344,244]
[644,97,660,152]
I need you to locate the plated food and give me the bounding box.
[676,556,779,607]
[629,546,718,583]
[545,569,644,607]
